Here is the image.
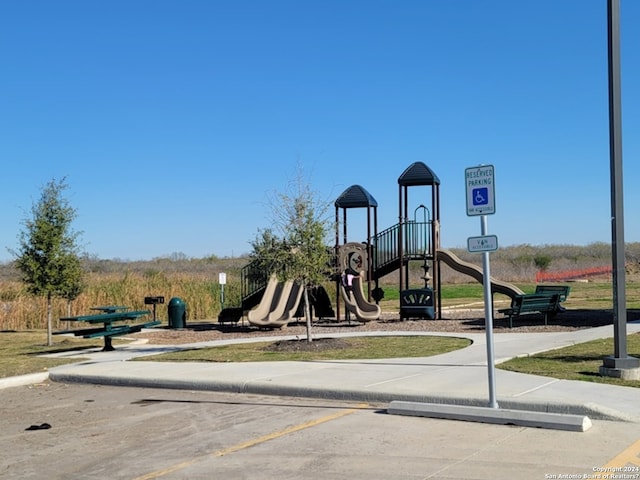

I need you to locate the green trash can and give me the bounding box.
[168,297,186,329]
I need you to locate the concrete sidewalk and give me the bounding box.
[22,323,639,425]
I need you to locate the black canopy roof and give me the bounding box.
[398,161,440,186]
[334,184,378,209]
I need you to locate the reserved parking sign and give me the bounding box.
[465,165,495,216]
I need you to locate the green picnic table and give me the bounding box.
[56,306,159,351]
[90,305,130,314]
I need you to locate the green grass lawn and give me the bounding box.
[0,332,472,377]
[0,331,116,378]
[134,336,473,363]
[498,333,640,388]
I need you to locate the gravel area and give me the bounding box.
[130,307,630,346]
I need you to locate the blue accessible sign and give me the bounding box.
[465,165,495,216]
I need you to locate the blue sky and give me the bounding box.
[1,1,639,262]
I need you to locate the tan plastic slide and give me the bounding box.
[437,249,524,299]
[267,281,304,326]
[247,276,304,328]
[340,273,381,322]
[247,275,279,324]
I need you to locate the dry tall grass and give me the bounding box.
[0,271,242,331]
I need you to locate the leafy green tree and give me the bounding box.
[60,254,84,316]
[534,253,552,272]
[11,178,84,345]
[253,168,333,341]
[249,229,290,278]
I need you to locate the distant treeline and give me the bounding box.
[1,242,636,284]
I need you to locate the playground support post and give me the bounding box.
[481,215,499,409]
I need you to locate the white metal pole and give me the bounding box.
[481,215,498,409]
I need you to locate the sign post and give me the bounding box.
[219,272,227,310]
[465,165,499,409]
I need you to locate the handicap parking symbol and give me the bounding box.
[472,188,488,206]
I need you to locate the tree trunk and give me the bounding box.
[303,287,313,342]
[47,293,53,347]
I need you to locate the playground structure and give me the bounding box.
[240,161,524,323]
[334,161,443,318]
[333,161,523,320]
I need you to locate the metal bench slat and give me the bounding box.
[60,310,151,323]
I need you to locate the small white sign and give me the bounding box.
[218,272,227,285]
[467,235,498,253]
[465,165,495,216]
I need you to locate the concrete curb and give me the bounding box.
[387,400,593,432]
[0,372,49,390]
[48,369,632,422]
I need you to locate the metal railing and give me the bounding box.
[373,221,431,273]
[240,261,268,309]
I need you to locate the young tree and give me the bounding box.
[60,254,84,317]
[249,229,290,279]
[255,168,333,342]
[11,178,84,346]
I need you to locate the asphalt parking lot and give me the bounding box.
[2,381,640,480]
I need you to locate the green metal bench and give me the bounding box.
[534,285,570,312]
[534,285,570,302]
[498,294,561,328]
[56,308,158,351]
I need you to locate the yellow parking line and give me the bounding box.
[132,403,369,480]
[601,438,640,469]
